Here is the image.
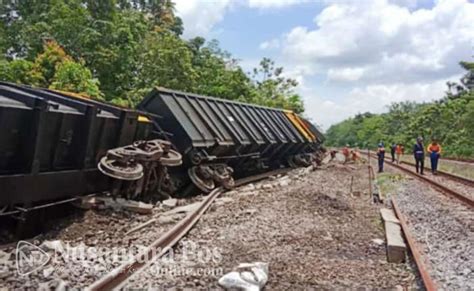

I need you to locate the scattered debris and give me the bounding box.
[262,184,273,190]
[240,184,256,192]
[162,198,178,208]
[238,190,260,197]
[119,199,153,214]
[372,238,384,245]
[0,249,10,262]
[38,279,67,291]
[40,240,65,253]
[100,198,153,214]
[162,202,201,216]
[218,262,269,291]
[74,196,102,209]
[0,266,9,279]
[42,266,54,278]
[157,215,179,224]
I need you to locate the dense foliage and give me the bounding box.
[0,0,304,112]
[325,62,474,158]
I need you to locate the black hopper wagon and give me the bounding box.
[0,83,323,235]
[137,87,323,193]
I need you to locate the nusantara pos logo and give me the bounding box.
[16,241,50,276]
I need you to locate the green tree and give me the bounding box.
[1,40,103,99]
[0,1,305,114]
[0,59,38,84]
[250,57,304,113]
[50,60,103,99]
[128,31,197,105]
[188,38,253,101]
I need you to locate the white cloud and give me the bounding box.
[327,67,366,82]
[261,0,474,127]
[247,0,310,9]
[280,0,474,84]
[175,0,474,128]
[174,0,311,38]
[174,0,233,38]
[259,38,280,50]
[302,77,458,129]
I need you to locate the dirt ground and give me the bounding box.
[126,158,418,289]
[1,157,420,289]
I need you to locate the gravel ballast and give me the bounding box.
[0,160,420,289]
[395,179,473,290]
[124,163,416,289]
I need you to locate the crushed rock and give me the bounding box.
[125,163,417,289]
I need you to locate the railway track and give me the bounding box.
[391,197,438,291]
[368,154,473,290]
[87,167,292,290]
[369,152,474,207]
[399,161,474,187]
[390,178,473,290]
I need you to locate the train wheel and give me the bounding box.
[213,166,235,190]
[98,156,144,180]
[221,176,235,190]
[161,149,183,167]
[188,167,215,193]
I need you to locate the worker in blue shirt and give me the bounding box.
[413,137,425,175]
[377,142,386,173]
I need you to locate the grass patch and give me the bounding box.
[376,172,405,199]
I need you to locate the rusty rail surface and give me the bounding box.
[369,153,474,207]
[87,167,292,290]
[392,197,438,291]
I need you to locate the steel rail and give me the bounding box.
[369,153,474,207]
[392,197,438,291]
[87,167,292,291]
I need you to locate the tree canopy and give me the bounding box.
[325,62,474,158]
[0,0,304,112]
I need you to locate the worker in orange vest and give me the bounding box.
[342,145,350,164]
[395,143,404,164]
[427,139,442,174]
[351,149,360,163]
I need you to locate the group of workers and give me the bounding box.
[338,147,361,163]
[377,137,442,174]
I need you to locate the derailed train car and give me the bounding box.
[0,82,324,213]
[137,87,320,192]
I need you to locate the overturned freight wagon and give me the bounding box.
[138,87,321,192]
[0,83,323,217]
[0,82,181,213]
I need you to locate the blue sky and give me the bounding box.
[175,0,474,130]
